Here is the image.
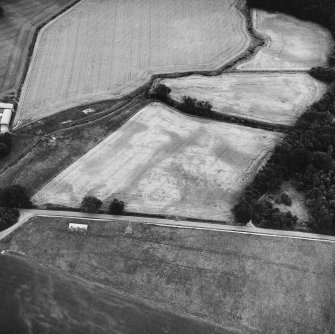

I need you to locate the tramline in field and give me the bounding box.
[0,0,78,99]
[15,0,251,127]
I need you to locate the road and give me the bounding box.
[1,209,335,243]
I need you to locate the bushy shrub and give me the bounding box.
[150,84,171,102]
[179,96,212,117]
[280,193,292,206]
[81,196,102,213]
[0,185,32,208]
[0,207,19,232]
[109,199,125,215]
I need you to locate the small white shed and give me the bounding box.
[0,102,14,110]
[0,103,14,133]
[68,223,88,232]
[0,109,12,133]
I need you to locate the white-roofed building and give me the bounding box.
[0,102,14,133]
[68,223,88,232]
[0,102,13,110]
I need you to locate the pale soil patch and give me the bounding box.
[269,182,310,223]
[237,9,333,70]
[33,102,283,221]
[0,0,77,98]
[160,72,327,126]
[15,0,251,127]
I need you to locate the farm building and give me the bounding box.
[68,223,88,232]
[0,103,14,133]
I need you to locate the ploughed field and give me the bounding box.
[160,72,327,126]
[33,102,282,221]
[15,0,251,127]
[237,9,333,70]
[0,0,78,99]
[3,216,335,333]
[0,254,229,334]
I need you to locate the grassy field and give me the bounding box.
[15,0,252,127]
[0,98,148,197]
[237,9,333,70]
[0,254,230,334]
[2,216,335,333]
[0,0,78,99]
[32,102,283,222]
[160,72,326,126]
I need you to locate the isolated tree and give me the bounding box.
[0,185,32,208]
[81,196,102,213]
[0,207,19,231]
[109,199,125,215]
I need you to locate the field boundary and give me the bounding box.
[2,209,335,243]
[4,0,83,133]
[14,1,265,130]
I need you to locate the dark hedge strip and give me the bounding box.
[234,0,335,235]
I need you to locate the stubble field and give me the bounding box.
[160,72,327,126]
[33,102,283,221]
[237,9,333,70]
[15,0,251,127]
[0,0,78,99]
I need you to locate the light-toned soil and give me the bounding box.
[237,9,333,70]
[33,102,283,221]
[271,182,310,223]
[2,216,335,333]
[160,72,327,126]
[0,0,78,99]
[15,0,251,127]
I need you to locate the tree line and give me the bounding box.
[232,0,335,235]
[234,83,335,234]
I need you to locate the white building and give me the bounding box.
[0,103,14,133]
[68,223,88,232]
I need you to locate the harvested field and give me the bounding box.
[0,0,78,99]
[33,102,283,222]
[0,254,229,334]
[15,0,251,127]
[237,9,333,70]
[2,216,335,333]
[160,73,327,126]
[0,99,148,196]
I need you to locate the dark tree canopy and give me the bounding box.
[0,7,4,17]
[109,199,125,215]
[150,84,171,102]
[81,196,102,213]
[180,96,212,117]
[0,207,19,232]
[0,133,12,158]
[233,0,335,234]
[0,185,32,209]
